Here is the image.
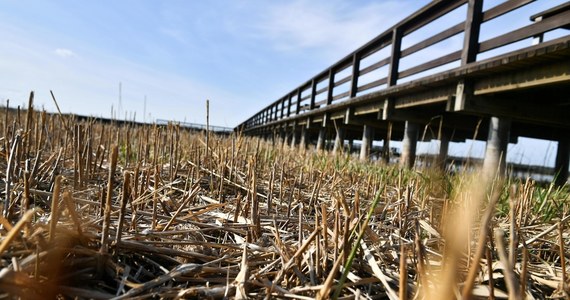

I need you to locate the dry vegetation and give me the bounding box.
[0,93,569,299]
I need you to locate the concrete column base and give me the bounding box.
[400,121,419,169]
[290,128,297,148]
[316,128,326,152]
[360,125,373,161]
[436,133,450,170]
[299,127,307,151]
[333,127,345,154]
[482,117,511,180]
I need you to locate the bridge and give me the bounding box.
[235,0,570,185]
[156,119,233,134]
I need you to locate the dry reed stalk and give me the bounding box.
[559,221,567,291]
[522,214,570,248]
[461,188,500,299]
[4,134,21,218]
[115,171,131,245]
[3,100,8,161]
[24,92,33,157]
[100,144,118,256]
[0,209,37,256]
[495,229,521,299]
[414,220,428,292]
[399,243,407,300]
[315,212,321,279]
[48,175,62,243]
[162,179,202,231]
[49,90,69,132]
[152,165,159,229]
[22,170,30,215]
[234,244,249,299]
[317,250,344,300]
[486,246,495,300]
[267,162,275,214]
[1,107,569,298]
[521,245,528,299]
[509,186,517,269]
[62,191,84,239]
[321,203,328,272]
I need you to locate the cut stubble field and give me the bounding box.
[0,94,568,299]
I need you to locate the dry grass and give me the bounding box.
[0,94,569,299]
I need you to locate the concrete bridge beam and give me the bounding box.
[360,125,373,161]
[482,117,511,180]
[554,139,569,186]
[400,121,419,169]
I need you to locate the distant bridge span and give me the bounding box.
[235,0,570,185]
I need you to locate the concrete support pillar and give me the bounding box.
[290,128,297,148]
[360,125,373,161]
[554,139,569,186]
[316,128,326,152]
[333,127,345,154]
[280,130,286,146]
[436,133,450,169]
[482,117,511,180]
[282,132,289,148]
[299,127,307,150]
[382,122,393,164]
[271,130,277,146]
[400,121,419,169]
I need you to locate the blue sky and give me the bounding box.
[0,0,566,166]
[0,0,433,126]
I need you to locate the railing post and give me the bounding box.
[387,27,403,86]
[281,98,285,119]
[461,0,483,64]
[287,94,292,117]
[326,69,335,105]
[310,79,317,109]
[383,27,402,121]
[273,104,278,121]
[296,88,302,114]
[349,53,361,98]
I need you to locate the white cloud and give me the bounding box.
[0,24,245,126]
[255,0,425,60]
[54,48,76,58]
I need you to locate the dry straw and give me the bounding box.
[0,94,568,299]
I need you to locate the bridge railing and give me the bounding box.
[237,0,570,131]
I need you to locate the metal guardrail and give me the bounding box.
[236,0,570,131]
